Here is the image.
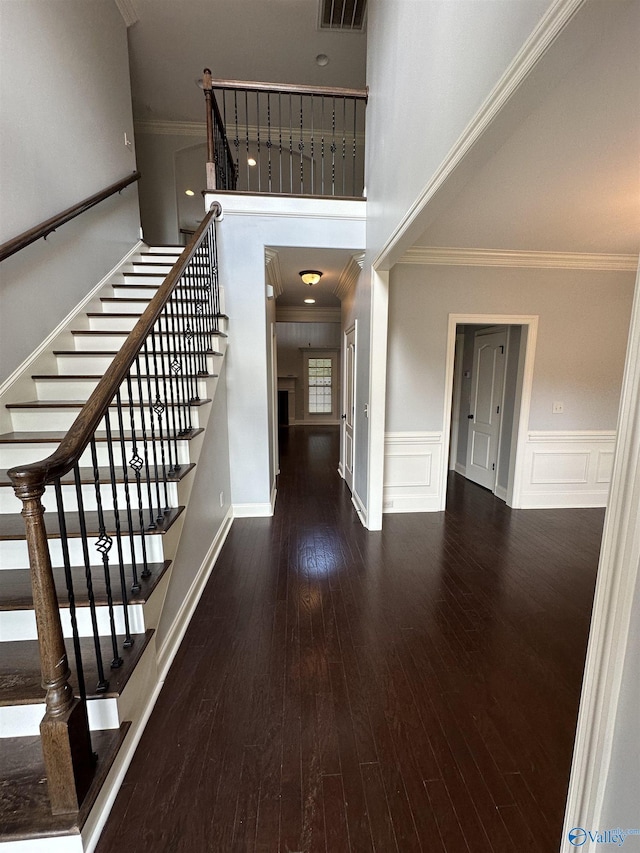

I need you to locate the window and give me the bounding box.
[308,357,333,414]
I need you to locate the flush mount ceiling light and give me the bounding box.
[184,189,195,196]
[247,157,257,166]
[304,298,316,304]
[316,54,329,67]
[299,270,323,286]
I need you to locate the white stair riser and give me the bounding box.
[34,375,210,401]
[0,532,167,571]
[0,697,119,738]
[0,479,181,513]
[129,263,174,274]
[9,402,207,432]
[0,437,194,470]
[121,273,167,285]
[72,332,225,351]
[101,299,152,314]
[55,352,219,376]
[1,601,145,642]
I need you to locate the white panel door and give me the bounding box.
[465,330,507,491]
[343,325,356,491]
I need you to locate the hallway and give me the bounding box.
[96,425,603,852]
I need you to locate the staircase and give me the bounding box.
[0,223,228,849]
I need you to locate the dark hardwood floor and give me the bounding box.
[96,425,603,853]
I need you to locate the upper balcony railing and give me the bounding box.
[201,69,368,198]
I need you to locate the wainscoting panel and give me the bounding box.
[383,432,443,512]
[519,431,616,508]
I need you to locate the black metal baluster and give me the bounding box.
[256,91,262,192]
[54,478,91,707]
[192,247,208,376]
[89,437,123,668]
[154,309,177,478]
[289,94,293,193]
[166,295,188,437]
[353,98,357,196]
[160,304,181,465]
[311,94,315,195]
[321,95,325,195]
[233,90,240,187]
[245,90,250,190]
[267,93,272,194]
[331,97,336,196]
[149,331,170,515]
[103,412,133,649]
[299,94,304,193]
[342,97,346,196]
[278,93,283,194]
[115,388,141,592]
[125,371,151,579]
[133,353,156,528]
[141,341,163,522]
[72,464,108,692]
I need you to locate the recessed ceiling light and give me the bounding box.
[316,54,329,67]
[248,157,257,166]
[185,189,195,196]
[304,298,316,304]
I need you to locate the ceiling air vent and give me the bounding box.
[319,0,367,31]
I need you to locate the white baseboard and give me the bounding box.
[1,838,83,853]
[494,483,508,502]
[454,462,467,476]
[383,495,443,513]
[337,462,345,479]
[351,488,367,527]
[233,501,274,517]
[156,508,233,679]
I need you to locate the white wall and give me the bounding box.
[207,193,365,515]
[0,0,140,382]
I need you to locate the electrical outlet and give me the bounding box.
[552,401,564,414]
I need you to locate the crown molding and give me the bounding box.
[276,307,341,323]
[399,246,639,271]
[264,249,283,297]
[334,252,365,299]
[115,0,139,27]
[135,120,207,137]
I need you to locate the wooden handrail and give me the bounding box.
[0,171,141,262]
[206,76,368,101]
[7,202,221,494]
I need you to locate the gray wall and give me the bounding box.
[386,265,635,434]
[0,0,140,382]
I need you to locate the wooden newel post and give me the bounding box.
[10,473,95,815]
[203,67,217,191]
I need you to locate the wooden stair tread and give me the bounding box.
[0,505,184,541]
[0,560,171,611]
[0,462,194,487]
[0,724,130,842]
[0,629,154,705]
[0,427,203,443]
[5,398,212,408]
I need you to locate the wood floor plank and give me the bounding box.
[95,426,602,853]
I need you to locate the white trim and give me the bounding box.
[334,253,365,299]
[264,249,284,297]
[232,501,274,517]
[366,268,389,530]
[454,462,467,477]
[0,241,144,401]
[398,246,639,272]
[114,0,138,27]
[155,509,233,678]
[383,431,443,513]
[449,331,465,470]
[1,838,83,853]
[528,430,616,443]
[351,487,367,526]
[562,265,640,849]
[442,315,538,511]
[204,192,366,223]
[373,0,586,269]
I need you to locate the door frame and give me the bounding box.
[340,321,357,490]
[441,313,538,509]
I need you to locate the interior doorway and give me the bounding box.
[443,314,538,508]
[341,323,357,492]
